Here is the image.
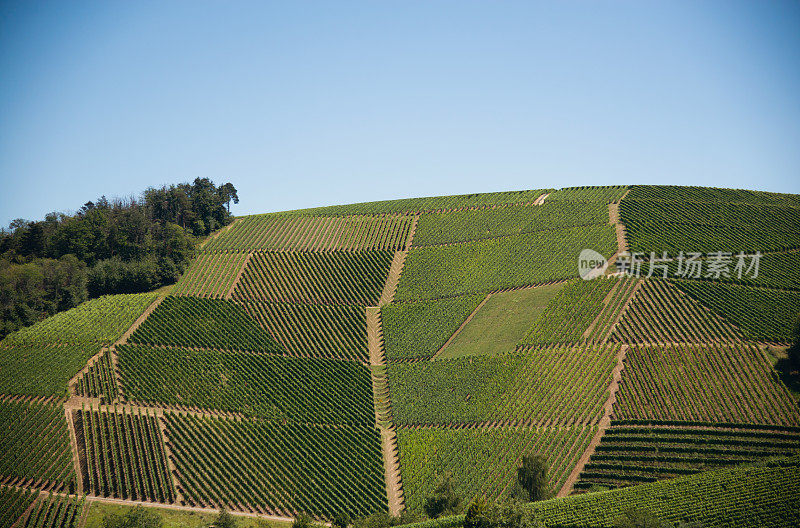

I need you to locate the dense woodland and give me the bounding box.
[0,178,238,340]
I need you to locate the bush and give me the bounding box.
[517,455,550,502]
[424,474,461,519]
[103,506,163,528]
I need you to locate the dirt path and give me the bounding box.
[378,215,418,306]
[601,280,641,342]
[365,307,405,515]
[115,295,164,347]
[67,347,108,396]
[430,293,492,360]
[380,427,405,517]
[557,344,628,497]
[157,417,185,505]
[533,193,550,205]
[582,281,621,340]
[225,251,252,300]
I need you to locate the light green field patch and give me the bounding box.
[84,502,292,528]
[438,283,565,359]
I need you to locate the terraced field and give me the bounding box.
[1,184,799,526]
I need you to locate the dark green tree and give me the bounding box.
[332,512,351,528]
[423,473,461,519]
[210,508,238,528]
[612,509,670,528]
[292,513,313,528]
[788,314,800,372]
[517,455,549,502]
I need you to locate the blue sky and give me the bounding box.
[1,1,799,225]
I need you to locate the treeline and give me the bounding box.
[0,178,238,340]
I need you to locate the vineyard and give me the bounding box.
[610,279,745,344]
[387,344,618,426]
[0,343,99,398]
[381,294,485,361]
[272,189,555,216]
[118,344,374,424]
[203,214,414,252]
[519,279,618,346]
[75,351,118,402]
[544,185,629,203]
[164,413,387,517]
[0,294,156,346]
[233,250,395,305]
[397,425,595,512]
[524,456,800,527]
[18,493,83,528]
[76,407,176,502]
[576,422,800,490]
[671,280,800,342]
[129,296,284,353]
[394,224,617,301]
[0,400,75,492]
[242,301,368,362]
[0,485,38,527]
[614,344,800,426]
[1,184,800,524]
[410,201,609,247]
[171,251,251,298]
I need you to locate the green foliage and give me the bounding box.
[0,485,39,528]
[211,509,238,528]
[0,400,75,491]
[397,426,594,513]
[614,344,800,426]
[517,455,549,502]
[171,252,250,298]
[22,494,83,528]
[395,224,617,301]
[671,280,800,343]
[103,505,163,528]
[610,279,745,344]
[0,254,87,340]
[130,296,284,353]
[165,413,387,517]
[625,185,800,207]
[204,215,413,252]
[576,423,800,491]
[612,509,670,528]
[381,294,486,361]
[545,185,629,203]
[119,344,374,424]
[243,301,368,362]
[520,279,617,346]
[424,475,461,519]
[620,199,800,254]
[233,250,395,306]
[78,408,176,503]
[0,342,99,397]
[273,190,555,216]
[388,345,617,425]
[411,201,609,247]
[1,293,156,346]
[75,350,118,402]
[332,512,352,528]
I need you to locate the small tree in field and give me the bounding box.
[517,455,549,502]
[424,474,461,519]
[333,512,351,528]
[211,508,238,528]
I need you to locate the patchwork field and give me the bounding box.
[1,184,798,527]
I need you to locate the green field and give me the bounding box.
[438,284,565,359]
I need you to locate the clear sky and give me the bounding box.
[1,1,799,225]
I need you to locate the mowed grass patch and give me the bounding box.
[438,283,565,359]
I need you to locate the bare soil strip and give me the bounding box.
[367,305,406,514]
[582,281,622,340]
[557,344,628,497]
[67,347,109,396]
[225,251,253,300]
[532,193,550,205]
[430,293,492,360]
[379,251,408,307]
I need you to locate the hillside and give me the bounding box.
[1,185,799,527]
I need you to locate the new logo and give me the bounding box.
[578,249,608,280]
